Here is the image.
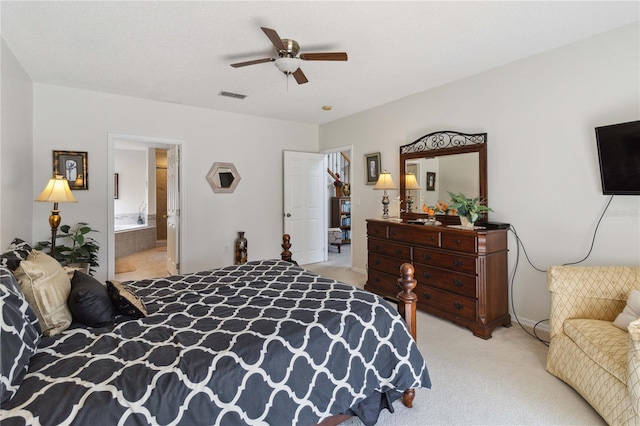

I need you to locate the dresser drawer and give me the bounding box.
[389,224,440,247]
[418,284,477,322]
[365,269,399,299]
[368,252,406,277]
[441,232,477,253]
[412,264,477,298]
[413,247,477,275]
[368,239,411,258]
[367,221,388,239]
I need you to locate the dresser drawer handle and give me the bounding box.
[453,259,464,267]
[423,292,432,300]
[374,276,381,282]
[395,249,403,255]
[454,302,464,310]
[422,254,432,261]
[374,244,381,250]
[430,236,436,241]
[422,272,432,279]
[453,279,464,287]
[455,239,462,245]
[374,259,380,265]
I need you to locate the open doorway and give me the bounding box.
[324,146,352,268]
[107,133,184,280]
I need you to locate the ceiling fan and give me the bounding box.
[230,27,348,84]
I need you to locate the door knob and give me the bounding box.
[286,213,292,217]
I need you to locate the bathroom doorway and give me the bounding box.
[107,133,184,280]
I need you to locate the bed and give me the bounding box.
[1,235,430,425]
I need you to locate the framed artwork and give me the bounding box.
[426,172,436,191]
[114,173,119,199]
[53,150,88,190]
[364,152,381,185]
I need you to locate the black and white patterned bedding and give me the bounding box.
[1,260,430,425]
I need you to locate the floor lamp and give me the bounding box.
[35,175,77,255]
[373,170,396,219]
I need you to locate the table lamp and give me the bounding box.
[373,170,396,219]
[35,175,77,255]
[405,172,421,213]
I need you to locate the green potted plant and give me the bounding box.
[447,192,492,229]
[35,222,100,275]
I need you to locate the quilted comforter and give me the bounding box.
[1,260,430,425]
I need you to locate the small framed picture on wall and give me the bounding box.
[426,172,436,191]
[364,152,381,185]
[53,150,88,190]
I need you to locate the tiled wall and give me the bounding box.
[115,227,157,259]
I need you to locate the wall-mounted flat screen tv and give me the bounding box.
[596,120,640,195]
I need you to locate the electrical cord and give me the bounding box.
[507,195,615,346]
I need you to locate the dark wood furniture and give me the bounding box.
[330,197,351,244]
[365,220,511,339]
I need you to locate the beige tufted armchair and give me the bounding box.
[546,265,640,425]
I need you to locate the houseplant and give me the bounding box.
[35,222,100,275]
[447,192,492,228]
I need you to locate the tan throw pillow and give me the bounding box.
[614,289,640,331]
[14,250,72,336]
[106,280,147,318]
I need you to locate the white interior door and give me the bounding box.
[283,151,326,265]
[167,145,180,274]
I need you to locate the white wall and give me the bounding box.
[32,84,318,281]
[0,38,33,247]
[319,23,640,327]
[114,148,148,217]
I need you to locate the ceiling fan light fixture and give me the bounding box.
[274,57,302,74]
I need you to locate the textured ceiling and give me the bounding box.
[2,1,638,125]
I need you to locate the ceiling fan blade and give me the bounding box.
[230,58,274,68]
[292,68,308,85]
[300,52,348,61]
[261,27,286,52]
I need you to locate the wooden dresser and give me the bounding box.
[365,219,511,339]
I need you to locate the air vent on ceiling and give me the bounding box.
[219,91,247,100]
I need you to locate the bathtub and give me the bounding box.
[114,224,157,258]
[114,223,150,233]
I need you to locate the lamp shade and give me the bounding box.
[374,171,396,190]
[405,173,421,190]
[35,175,77,203]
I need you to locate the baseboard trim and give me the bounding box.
[511,315,550,341]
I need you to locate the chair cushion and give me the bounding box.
[328,228,342,244]
[564,318,628,383]
[614,289,640,330]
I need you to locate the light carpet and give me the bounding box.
[302,263,605,426]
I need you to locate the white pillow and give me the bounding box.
[14,250,72,336]
[613,289,640,331]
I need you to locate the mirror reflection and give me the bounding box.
[399,131,487,222]
[405,153,479,213]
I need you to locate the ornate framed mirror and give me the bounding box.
[399,130,488,223]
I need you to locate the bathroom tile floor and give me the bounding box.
[114,246,170,282]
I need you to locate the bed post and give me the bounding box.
[397,262,417,408]
[281,234,294,263]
